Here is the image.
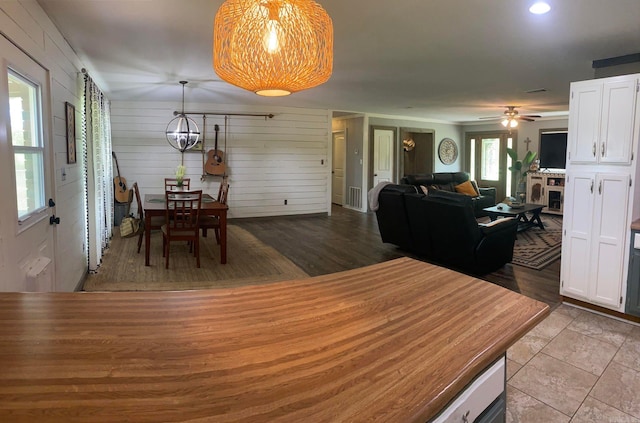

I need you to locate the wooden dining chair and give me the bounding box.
[200,179,229,244]
[164,178,191,191]
[132,182,166,254]
[162,190,202,269]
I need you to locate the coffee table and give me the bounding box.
[483,203,545,233]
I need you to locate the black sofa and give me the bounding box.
[374,184,517,275]
[401,172,496,217]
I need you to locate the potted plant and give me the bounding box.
[506,148,537,199]
[175,164,186,188]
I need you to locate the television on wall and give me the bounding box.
[538,131,568,170]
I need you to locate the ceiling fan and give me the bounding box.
[480,106,541,128]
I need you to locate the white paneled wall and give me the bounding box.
[111,101,331,218]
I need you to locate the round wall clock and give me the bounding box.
[438,138,458,165]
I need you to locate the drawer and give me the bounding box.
[432,356,505,423]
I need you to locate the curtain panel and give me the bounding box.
[81,73,113,272]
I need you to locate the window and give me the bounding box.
[8,70,45,221]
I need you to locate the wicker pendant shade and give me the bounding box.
[213,0,333,96]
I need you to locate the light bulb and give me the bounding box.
[502,119,509,127]
[265,20,280,54]
[510,119,518,128]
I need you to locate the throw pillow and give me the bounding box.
[469,180,481,196]
[455,180,478,197]
[419,185,429,195]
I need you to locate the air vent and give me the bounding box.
[525,88,547,94]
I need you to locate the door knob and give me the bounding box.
[49,215,60,225]
[48,198,55,207]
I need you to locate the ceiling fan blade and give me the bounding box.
[521,114,541,118]
[519,117,535,122]
[479,116,501,120]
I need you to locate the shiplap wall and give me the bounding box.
[111,101,331,218]
[1,1,87,292]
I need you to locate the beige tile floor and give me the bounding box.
[506,304,640,422]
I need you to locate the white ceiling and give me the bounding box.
[37,0,640,123]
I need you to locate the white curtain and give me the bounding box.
[81,72,113,272]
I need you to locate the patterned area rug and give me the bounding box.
[511,215,562,270]
[83,224,309,291]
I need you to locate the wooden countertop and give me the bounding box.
[0,258,549,422]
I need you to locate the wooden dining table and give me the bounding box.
[143,193,229,266]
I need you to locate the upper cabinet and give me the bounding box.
[568,77,638,165]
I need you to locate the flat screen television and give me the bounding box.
[538,131,568,170]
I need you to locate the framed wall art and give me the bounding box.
[438,138,458,165]
[65,101,76,164]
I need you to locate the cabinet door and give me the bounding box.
[590,173,630,308]
[527,174,545,206]
[626,232,640,317]
[568,81,602,164]
[600,79,637,164]
[561,172,594,299]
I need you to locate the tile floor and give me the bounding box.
[506,304,640,422]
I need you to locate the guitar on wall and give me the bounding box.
[205,124,226,176]
[112,151,129,203]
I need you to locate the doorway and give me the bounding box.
[0,35,56,292]
[401,128,434,176]
[331,131,346,205]
[466,131,515,202]
[372,128,394,186]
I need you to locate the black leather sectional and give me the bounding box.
[374,183,517,275]
[401,172,496,217]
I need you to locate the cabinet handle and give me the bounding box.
[462,410,470,423]
[590,180,594,193]
[601,142,605,157]
[599,180,602,194]
[592,142,596,157]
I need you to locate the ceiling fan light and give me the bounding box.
[510,119,518,128]
[529,2,551,14]
[501,118,509,127]
[213,0,333,96]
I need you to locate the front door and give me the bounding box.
[331,131,346,205]
[0,35,56,292]
[373,129,394,185]
[467,132,512,202]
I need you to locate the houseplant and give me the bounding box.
[506,148,537,199]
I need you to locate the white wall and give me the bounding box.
[111,101,331,218]
[0,1,87,291]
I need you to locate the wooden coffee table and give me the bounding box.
[483,203,545,233]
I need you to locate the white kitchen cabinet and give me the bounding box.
[561,172,630,309]
[568,77,637,165]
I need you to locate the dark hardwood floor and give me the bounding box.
[234,204,562,309]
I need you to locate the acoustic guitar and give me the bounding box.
[205,124,226,176]
[112,151,129,203]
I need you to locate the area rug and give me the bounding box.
[511,215,563,270]
[83,225,309,291]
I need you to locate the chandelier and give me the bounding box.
[166,81,200,152]
[213,0,333,96]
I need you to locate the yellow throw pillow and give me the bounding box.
[455,180,479,197]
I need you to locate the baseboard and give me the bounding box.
[562,296,640,324]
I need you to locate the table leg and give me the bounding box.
[488,213,498,222]
[531,211,545,230]
[220,210,227,264]
[145,213,151,266]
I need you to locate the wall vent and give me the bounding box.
[347,186,362,209]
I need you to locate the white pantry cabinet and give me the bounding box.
[568,77,637,165]
[562,73,640,313]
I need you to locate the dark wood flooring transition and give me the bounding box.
[234,204,562,309]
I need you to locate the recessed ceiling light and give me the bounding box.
[529,2,551,14]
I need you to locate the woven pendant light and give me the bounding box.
[213,0,333,96]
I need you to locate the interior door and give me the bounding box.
[0,35,56,292]
[331,131,346,205]
[373,129,394,185]
[468,133,510,202]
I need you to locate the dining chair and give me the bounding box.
[200,179,229,243]
[162,190,202,269]
[132,182,166,254]
[164,178,191,191]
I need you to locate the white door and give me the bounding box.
[561,172,594,300]
[331,131,346,205]
[373,129,394,186]
[590,173,629,308]
[0,36,56,292]
[568,81,601,164]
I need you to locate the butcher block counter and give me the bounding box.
[0,258,548,422]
